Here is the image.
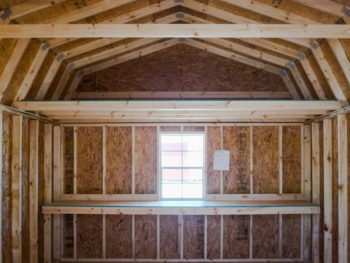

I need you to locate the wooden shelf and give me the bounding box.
[42,200,320,215]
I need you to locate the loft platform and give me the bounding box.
[12,100,342,122]
[42,200,320,215]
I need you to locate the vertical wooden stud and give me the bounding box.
[311,123,320,263]
[44,124,53,263]
[220,126,223,194]
[337,114,348,263]
[12,115,22,263]
[303,125,312,260]
[323,118,332,263]
[204,215,207,260]
[53,126,61,261]
[0,109,3,263]
[29,120,39,263]
[250,126,253,194]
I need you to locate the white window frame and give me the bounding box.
[159,131,206,200]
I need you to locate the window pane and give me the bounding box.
[162,169,182,184]
[161,135,182,151]
[162,184,182,199]
[182,169,202,183]
[182,184,203,198]
[161,151,182,167]
[183,151,203,167]
[182,135,204,151]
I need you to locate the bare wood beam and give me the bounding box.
[0,24,350,38]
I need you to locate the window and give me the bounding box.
[160,133,204,199]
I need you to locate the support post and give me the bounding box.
[44,124,53,263]
[29,120,39,263]
[337,114,348,263]
[53,126,61,261]
[323,118,332,263]
[311,123,320,263]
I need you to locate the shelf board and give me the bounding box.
[42,200,320,215]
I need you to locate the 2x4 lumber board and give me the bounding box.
[311,123,320,263]
[47,0,178,48]
[303,125,312,260]
[29,120,39,263]
[323,118,333,263]
[35,58,63,100]
[0,0,67,22]
[292,0,350,23]
[15,44,49,101]
[82,39,179,75]
[0,24,350,38]
[44,124,53,263]
[65,73,83,100]
[52,126,61,261]
[337,114,348,263]
[0,39,30,100]
[327,39,350,86]
[73,91,293,100]
[42,200,320,215]
[11,115,22,262]
[13,100,342,112]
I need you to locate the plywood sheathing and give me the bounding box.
[63,214,74,258]
[64,127,74,194]
[2,112,12,263]
[183,215,204,259]
[159,215,179,259]
[253,126,279,194]
[206,127,221,194]
[223,215,250,258]
[106,214,132,258]
[77,45,287,97]
[76,127,103,194]
[134,127,157,194]
[135,215,157,259]
[282,126,302,194]
[207,215,220,259]
[223,126,250,194]
[253,215,279,258]
[282,215,301,258]
[106,126,132,194]
[77,214,103,258]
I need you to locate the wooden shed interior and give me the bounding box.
[0,0,350,262]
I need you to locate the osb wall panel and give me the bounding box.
[206,126,221,194]
[160,126,181,132]
[77,127,103,194]
[77,215,103,258]
[135,215,157,259]
[207,215,220,259]
[253,126,279,194]
[223,215,250,259]
[134,127,157,194]
[252,215,279,259]
[63,214,74,258]
[2,112,12,263]
[106,127,132,194]
[183,126,205,132]
[223,127,250,194]
[21,118,30,260]
[160,215,179,259]
[78,45,288,97]
[331,117,338,263]
[106,215,132,258]
[282,215,301,258]
[282,126,302,193]
[64,127,74,194]
[183,215,204,259]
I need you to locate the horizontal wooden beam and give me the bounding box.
[42,200,320,215]
[13,100,342,112]
[0,24,350,38]
[73,91,293,100]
